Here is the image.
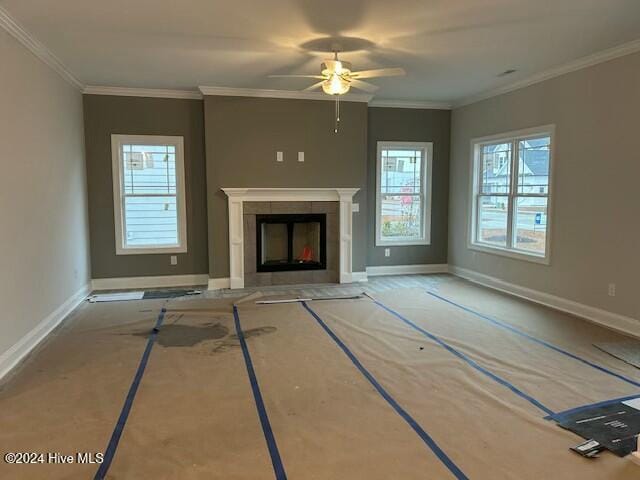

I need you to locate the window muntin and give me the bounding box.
[111,135,187,255]
[470,127,553,262]
[376,142,432,246]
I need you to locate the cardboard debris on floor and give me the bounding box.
[555,399,640,457]
[142,289,201,299]
[87,291,144,302]
[88,290,201,303]
[255,294,363,304]
[594,342,640,370]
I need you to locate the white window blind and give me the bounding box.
[111,135,187,255]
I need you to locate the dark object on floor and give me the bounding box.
[570,439,604,458]
[594,341,640,369]
[142,289,202,300]
[555,401,640,456]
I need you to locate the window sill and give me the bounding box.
[376,239,431,247]
[116,246,187,255]
[468,242,550,265]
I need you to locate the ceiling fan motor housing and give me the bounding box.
[321,60,352,77]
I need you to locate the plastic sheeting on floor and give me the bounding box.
[1,278,639,479]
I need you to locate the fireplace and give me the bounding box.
[222,188,359,289]
[256,213,326,272]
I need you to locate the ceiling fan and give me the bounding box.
[270,52,405,95]
[269,52,405,132]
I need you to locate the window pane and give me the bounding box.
[480,142,511,194]
[380,194,422,240]
[513,197,548,254]
[518,136,550,194]
[381,149,422,194]
[124,196,178,247]
[122,145,176,195]
[477,195,508,247]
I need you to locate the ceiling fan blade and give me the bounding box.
[303,81,325,91]
[348,78,379,93]
[268,74,325,79]
[351,67,406,79]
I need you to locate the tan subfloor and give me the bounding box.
[0,275,638,479]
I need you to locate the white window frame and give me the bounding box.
[375,141,433,246]
[111,134,188,255]
[468,125,555,265]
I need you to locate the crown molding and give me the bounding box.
[455,38,640,108]
[0,5,84,90]
[198,85,373,103]
[83,85,203,100]
[368,99,452,110]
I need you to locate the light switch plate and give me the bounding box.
[298,151,304,162]
[352,203,360,212]
[276,151,283,162]
[170,255,178,265]
[384,248,390,257]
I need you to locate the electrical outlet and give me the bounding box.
[170,255,178,266]
[384,248,391,257]
[276,151,283,162]
[608,283,616,297]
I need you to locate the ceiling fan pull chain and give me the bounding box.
[334,96,340,133]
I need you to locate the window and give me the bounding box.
[469,126,554,263]
[376,141,432,246]
[111,135,187,255]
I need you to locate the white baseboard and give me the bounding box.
[0,283,90,381]
[92,274,209,291]
[366,263,449,277]
[449,266,640,339]
[208,277,231,290]
[351,271,368,282]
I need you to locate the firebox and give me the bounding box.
[256,214,326,272]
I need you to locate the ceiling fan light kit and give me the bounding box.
[270,52,406,133]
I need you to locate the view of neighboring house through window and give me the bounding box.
[111,135,187,255]
[376,141,432,246]
[470,126,553,262]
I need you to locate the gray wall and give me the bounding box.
[367,107,451,266]
[449,51,640,320]
[204,96,368,279]
[83,95,208,278]
[0,28,90,359]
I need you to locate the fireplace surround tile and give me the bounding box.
[270,201,312,214]
[243,201,271,214]
[312,201,339,214]
[224,188,359,289]
[243,201,339,286]
[271,270,315,285]
[244,272,272,287]
[243,214,256,274]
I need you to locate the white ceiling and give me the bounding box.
[2,0,640,103]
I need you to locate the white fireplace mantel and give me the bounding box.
[221,187,360,289]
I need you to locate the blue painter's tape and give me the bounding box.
[234,306,288,480]
[426,291,640,389]
[301,302,469,480]
[371,299,555,417]
[546,394,640,422]
[94,308,167,480]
